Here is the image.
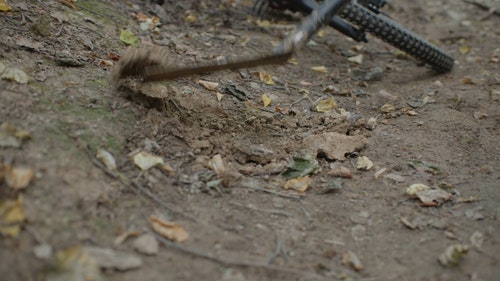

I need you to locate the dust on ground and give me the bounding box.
[0,0,499,280]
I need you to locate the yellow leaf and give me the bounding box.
[133,152,164,171]
[184,11,197,23]
[315,97,336,112]
[198,80,219,91]
[215,92,223,102]
[310,66,327,73]
[259,71,274,85]
[461,77,475,84]
[0,0,12,12]
[380,103,395,113]
[149,215,189,243]
[52,246,102,281]
[287,57,299,65]
[284,176,313,192]
[459,45,470,55]
[317,29,326,38]
[261,94,272,107]
[119,30,139,46]
[348,54,363,64]
[256,19,270,27]
[0,196,26,237]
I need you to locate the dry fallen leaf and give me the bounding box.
[183,11,197,23]
[133,151,164,171]
[259,71,274,85]
[0,196,26,237]
[347,54,363,64]
[47,246,103,281]
[255,19,270,27]
[287,57,299,65]
[310,66,327,73]
[342,251,363,271]
[1,67,29,84]
[0,122,30,148]
[96,149,117,171]
[215,92,224,102]
[0,0,11,12]
[406,183,431,198]
[198,80,219,91]
[208,154,225,175]
[149,215,189,243]
[135,12,150,22]
[459,45,470,55]
[356,156,373,170]
[3,165,34,190]
[416,189,453,206]
[284,176,313,192]
[315,97,336,112]
[438,244,469,266]
[381,103,396,113]
[261,94,272,107]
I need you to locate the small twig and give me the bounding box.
[462,0,500,17]
[229,201,290,217]
[242,185,304,200]
[85,146,198,222]
[267,231,287,264]
[154,233,328,280]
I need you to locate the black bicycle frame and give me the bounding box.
[272,0,353,54]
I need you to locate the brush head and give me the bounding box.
[109,46,174,90]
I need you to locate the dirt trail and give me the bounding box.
[0,0,499,280]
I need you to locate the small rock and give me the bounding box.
[85,246,142,271]
[133,233,159,255]
[465,208,485,220]
[33,244,53,259]
[383,173,406,183]
[363,67,384,81]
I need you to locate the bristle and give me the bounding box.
[109,46,173,90]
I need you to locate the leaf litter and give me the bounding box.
[149,214,189,243]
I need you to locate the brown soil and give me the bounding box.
[1,0,499,280]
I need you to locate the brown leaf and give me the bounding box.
[259,71,274,85]
[3,164,35,190]
[149,215,189,243]
[416,189,453,206]
[284,176,313,192]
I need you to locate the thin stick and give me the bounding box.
[142,0,351,82]
[153,233,330,280]
[229,202,290,217]
[462,0,500,17]
[243,185,305,200]
[85,146,198,222]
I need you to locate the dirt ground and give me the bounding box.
[1,0,499,280]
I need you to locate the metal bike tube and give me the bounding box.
[272,0,352,55]
[144,0,351,81]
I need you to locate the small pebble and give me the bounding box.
[133,233,159,255]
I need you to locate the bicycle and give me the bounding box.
[114,0,454,83]
[253,0,454,72]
